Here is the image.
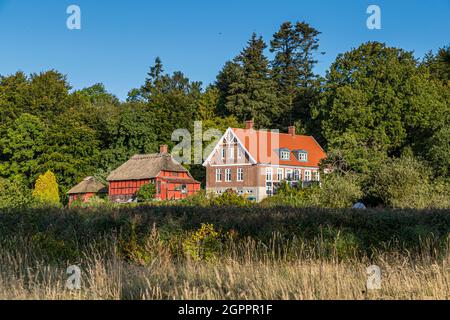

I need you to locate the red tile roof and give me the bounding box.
[232,128,326,168]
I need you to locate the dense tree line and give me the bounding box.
[0,21,448,207]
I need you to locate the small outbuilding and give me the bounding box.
[107,145,201,203]
[68,176,108,206]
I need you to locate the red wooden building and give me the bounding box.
[67,176,108,206]
[107,145,200,202]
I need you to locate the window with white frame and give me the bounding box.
[237,168,244,181]
[314,171,320,181]
[221,148,226,159]
[304,170,311,181]
[266,168,273,182]
[225,169,232,182]
[298,152,308,162]
[229,147,234,159]
[293,169,300,181]
[277,168,284,181]
[285,169,293,181]
[280,150,290,160]
[216,169,222,182]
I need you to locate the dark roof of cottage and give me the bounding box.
[106,153,190,182]
[68,177,108,195]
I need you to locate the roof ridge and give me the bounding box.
[231,128,314,138]
[132,153,171,159]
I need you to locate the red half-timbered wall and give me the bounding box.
[109,171,200,202]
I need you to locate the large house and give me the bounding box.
[107,145,201,202]
[203,120,327,202]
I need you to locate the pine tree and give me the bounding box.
[270,21,322,128]
[32,170,60,206]
[224,33,279,128]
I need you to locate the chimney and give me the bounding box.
[160,145,168,154]
[288,126,296,136]
[245,120,254,130]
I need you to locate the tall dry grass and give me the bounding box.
[0,233,448,300]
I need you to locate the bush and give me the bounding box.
[136,183,156,202]
[32,171,60,207]
[182,224,223,261]
[315,173,363,208]
[210,189,253,207]
[179,190,211,207]
[0,178,32,209]
[261,175,362,209]
[365,156,431,208]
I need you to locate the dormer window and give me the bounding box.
[279,149,291,160]
[294,150,308,162]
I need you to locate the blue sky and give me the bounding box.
[0,0,449,100]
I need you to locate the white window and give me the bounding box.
[304,170,311,181]
[237,148,242,159]
[314,171,320,181]
[229,147,234,159]
[266,168,273,182]
[221,148,226,159]
[277,168,284,181]
[216,169,222,182]
[225,169,232,182]
[280,150,290,160]
[286,169,293,181]
[298,152,308,162]
[237,168,244,181]
[293,169,300,181]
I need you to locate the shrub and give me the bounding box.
[365,156,431,208]
[179,190,211,207]
[260,182,316,208]
[32,171,60,206]
[427,178,450,209]
[182,223,223,262]
[210,189,253,207]
[261,175,362,209]
[315,173,363,208]
[136,183,156,202]
[0,178,32,209]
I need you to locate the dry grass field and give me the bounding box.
[0,206,449,300]
[0,234,448,300]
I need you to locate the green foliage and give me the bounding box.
[0,24,449,210]
[31,232,78,262]
[0,206,448,262]
[365,156,432,209]
[179,190,211,207]
[262,174,362,209]
[0,113,46,186]
[319,42,449,176]
[270,21,322,129]
[0,178,32,209]
[136,183,156,202]
[183,224,223,261]
[315,174,363,208]
[218,33,279,128]
[210,190,253,207]
[32,170,60,206]
[423,46,450,82]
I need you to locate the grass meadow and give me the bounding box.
[0,206,448,300]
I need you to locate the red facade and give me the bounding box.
[68,192,96,206]
[109,170,200,202]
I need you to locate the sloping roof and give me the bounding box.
[232,128,326,168]
[159,176,200,184]
[107,153,189,181]
[68,177,108,195]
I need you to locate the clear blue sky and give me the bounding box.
[0,0,449,100]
